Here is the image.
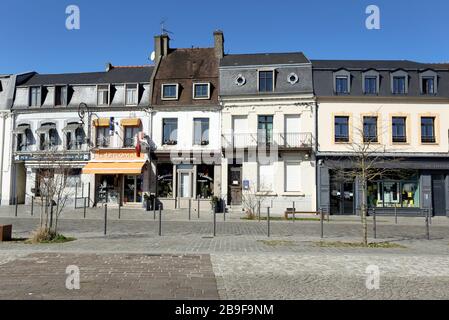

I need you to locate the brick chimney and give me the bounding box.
[154,34,170,59]
[213,30,224,59]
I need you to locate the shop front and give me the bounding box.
[83,149,148,207]
[151,152,221,210]
[318,157,449,217]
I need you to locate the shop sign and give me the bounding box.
[94,150,145,161]
[15,153,90,162]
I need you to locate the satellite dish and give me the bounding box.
[150,51,156,61]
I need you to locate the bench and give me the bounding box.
[284,209,330,221]
[0,225,12,242]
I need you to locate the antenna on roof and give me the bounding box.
[160,19,174,36]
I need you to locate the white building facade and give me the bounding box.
[219,53,317,214]
[11,66,153,208]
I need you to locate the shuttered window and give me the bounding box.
[285,162,301,192]
[258,164,274,192]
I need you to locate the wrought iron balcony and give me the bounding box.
[96,137,111,148]
[222,132,313,150]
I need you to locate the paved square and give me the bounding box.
[0,253,219,300]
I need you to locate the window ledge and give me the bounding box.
[255,192,277,196]
[282,192,305,197]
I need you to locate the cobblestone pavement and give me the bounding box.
[0,253,219,300]
[1,213,449,300]
[210,253,449,300]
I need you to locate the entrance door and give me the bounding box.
[123,175,143,203]
[330,181,355,215]
[432,175,446,216]
[180,172,191,198]
[228,165,242,205]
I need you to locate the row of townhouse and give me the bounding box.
[2,31,449,217]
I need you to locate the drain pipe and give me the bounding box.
[0,112,6,206]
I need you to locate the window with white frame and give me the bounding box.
[193,118,209,145]
[420,70,438,95]
[125,84,138,105]
[193,83,210,99]
[258,70,274,92]
[161,84,179,100]
[29,86,42,107]
[97,85,110,105]
[55,85,68,106]
[285,162,301,192]
[258,163,274,192]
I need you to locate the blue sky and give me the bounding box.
[1,0,448,74]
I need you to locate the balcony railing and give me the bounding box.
[96,137,111,148]
[222,132,313,150]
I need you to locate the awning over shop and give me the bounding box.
[13,124,30,134]
[36,123,56,134]
[82,162,145,174]
[62,122,83,132]
[121,118,141,127]
[92,118,110,127]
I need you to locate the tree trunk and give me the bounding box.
[361,180,368,246]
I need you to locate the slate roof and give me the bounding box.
[154,48,218,79]
[220,52,310,67]
[311,60,448,70]
[19,66,153,86]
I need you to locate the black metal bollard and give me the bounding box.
[425,209,430,240]
[267,207,271,237]
[31,196,34,216]
[15,196,18,217]
[159,204,162,236]
[104,204,108,235]
[213,205,216,237]
[395,206,398,224]
[197,198,200,219]
[372,208,377,239]
[83,197,87,219]
[118,202,121,220]
[320,208,324,239]
[153,198,157,220]
[188,199,191,221]
[74,183,78,209]
[258,201,261,222]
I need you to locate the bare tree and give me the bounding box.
[241,181,272,219]
[330,114,404,246]
[32,146,75,241]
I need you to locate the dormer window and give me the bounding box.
[125,84,138,106]
[391,70,408,95]
[362,70,379,95]
[97,85,110,106]
[258,70,274,92]
[55,85,68,106]
[333,70,351,95]
[364,77,377,94]
[336,77,349,94]
[161,84,179,100]
[420,70,437,95]
[393,77,406,94]
[422,77,435,95]
[193,83,211,100]
[29,86,42,107]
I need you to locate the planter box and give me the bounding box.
[0,225,12,242]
